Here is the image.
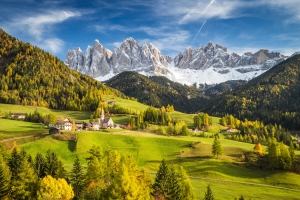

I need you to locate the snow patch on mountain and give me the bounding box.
[65,39,286,85]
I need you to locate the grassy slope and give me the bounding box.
[20,130,300,199]
[0,103,91,120]
[103,95,149,113]
[0,118,47,140]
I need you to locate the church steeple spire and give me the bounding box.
[99,108,105,128]
[100,108,105,121]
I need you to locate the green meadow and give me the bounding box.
[0,103,92,120]
[1,102,300,199]
[0,118,47,140]
[103,95,149,112]
[19,129,300,200]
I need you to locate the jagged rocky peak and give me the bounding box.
[174,42,284,71]
[215,44,227,52]
[65,37,172,78]
[65,38,286,85]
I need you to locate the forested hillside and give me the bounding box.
[0,29,124,111]
[104,71,208,112]
[201,54,300,130]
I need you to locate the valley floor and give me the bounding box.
[13,129,300,200]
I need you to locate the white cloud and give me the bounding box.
[14,10,81,40]
[39,38,64,53]
[154,0,254,24]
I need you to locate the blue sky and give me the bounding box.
[1,0,300,60]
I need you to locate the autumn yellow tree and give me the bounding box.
[253,143,263,155]
[37,175,74,200]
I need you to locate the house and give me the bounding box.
[74,121,84,130]
[49,117,73,131]
[10,112,26,119]
[108,101,116,105]
[91,122,100,130]
[84,122,93,130]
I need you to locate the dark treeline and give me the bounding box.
[0,29,126,111]
[201,54,300,131]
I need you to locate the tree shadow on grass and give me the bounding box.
[68,140,77,152]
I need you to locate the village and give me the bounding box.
[8,108,118,134]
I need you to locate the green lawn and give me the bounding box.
[3,102,300,199]
[20,130,300,199]
[103,95,149,113]
[0,103,91,121]
[169,111,196,127]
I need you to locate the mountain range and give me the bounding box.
[65,38,286,85]
[2,28,300,130]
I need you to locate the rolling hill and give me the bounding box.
[201,54,300,130]
[0,29,125,111]
[104,71,209,112]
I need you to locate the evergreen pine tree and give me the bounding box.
[267,137,279,169]
[57,159,68,179]
[212,136,223,158]
[168,165,182,200]
[289,141,295,161]
[10,159,38,199]
[8,147,22,180]
[45,150,59,177]
[204,185,214,200]
[152,159,171,199]
[0,156,11,199]
[70,156,85,200]
[177,166,196,200]
[34,153,46,178]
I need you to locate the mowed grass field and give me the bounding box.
[0,103,92,120]
[0,118,47,139]
[20,129,300,200]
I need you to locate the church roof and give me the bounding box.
[103,118,112,124]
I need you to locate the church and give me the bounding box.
[99,108,114,128]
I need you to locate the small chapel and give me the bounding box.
[99,108,114,128]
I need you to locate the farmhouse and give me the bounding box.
[74,121,84,130]
[10,112,26,119]
[49,117,73,131]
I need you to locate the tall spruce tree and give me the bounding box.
[0,156,11,199]
[8,147,21,180]
[70,156,85,200]
[204,185,214,200]
[267,137,279,169]
[177,166,196,200]
[289,141,295,161]
[45,150,59,177]
[34,153,46,178]
[152,159,171,198]
[10,159,38,199]
[212,136,223,158]
[168,165,182,200]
